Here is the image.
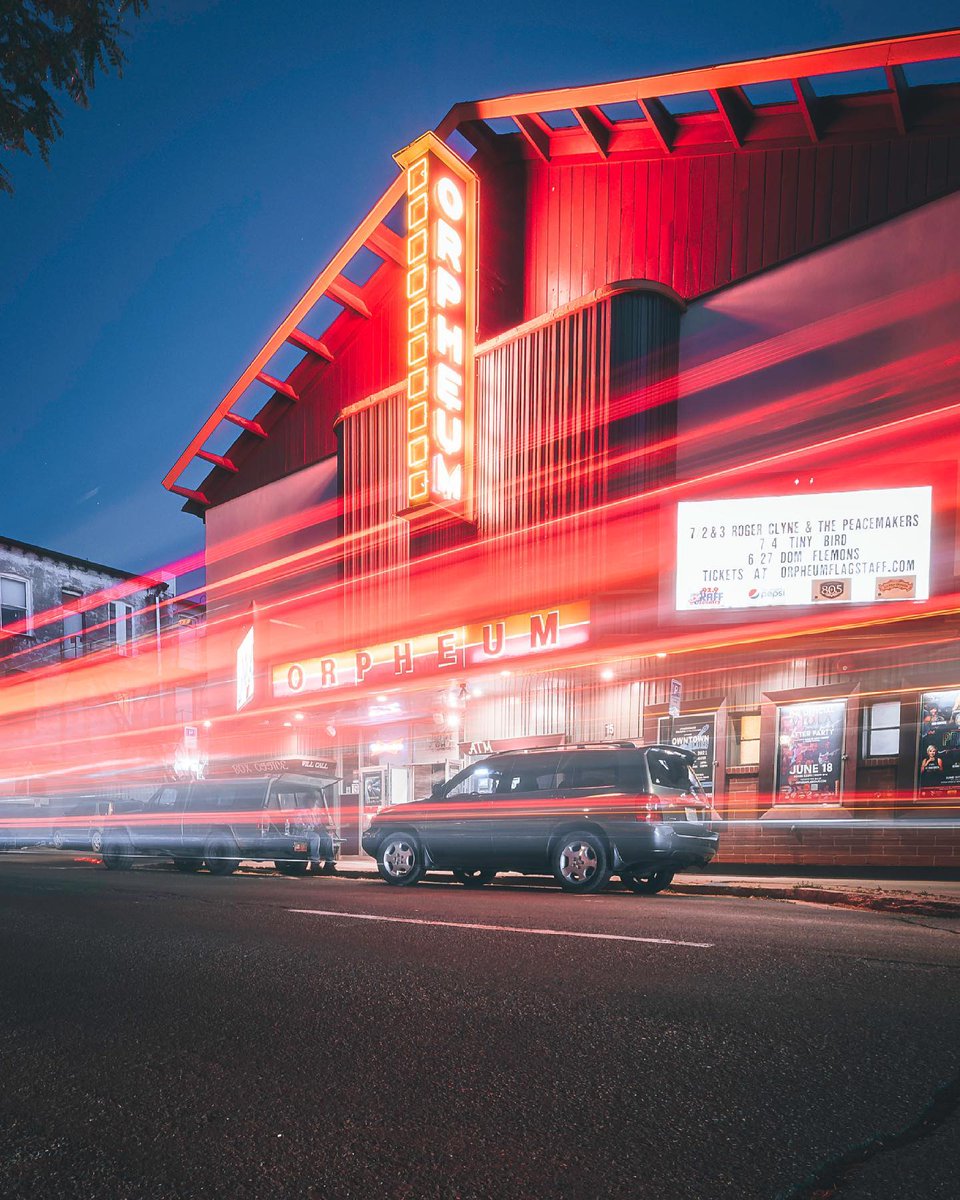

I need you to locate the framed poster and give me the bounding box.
[917,690,960,796]
[657,714,716,796]
[775,700,845,802]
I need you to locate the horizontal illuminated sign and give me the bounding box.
[394,131,477,522]
[676,487,932,611]
[272,603,590,697]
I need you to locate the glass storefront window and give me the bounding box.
[729,713,761,767]
[861,700,901,757]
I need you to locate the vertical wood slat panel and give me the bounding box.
[522,133,958,325]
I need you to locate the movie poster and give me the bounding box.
[775,700,845,802]
[917,690,960,795]
[657,714,716,796]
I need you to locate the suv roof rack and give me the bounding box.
[484,740,644,756]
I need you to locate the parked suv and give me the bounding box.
[101,774,341,876]
[51,799,115,853]
[362,743,718,895]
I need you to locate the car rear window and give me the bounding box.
[647,750,699,792]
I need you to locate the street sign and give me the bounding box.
[184,725,198,750]
[669,678,683,720]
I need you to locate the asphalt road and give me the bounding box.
[0,855,957,1200]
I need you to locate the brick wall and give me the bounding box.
[714,823,960,869]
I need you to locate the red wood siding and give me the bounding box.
[201,131,960,509]
[522,134,960,318]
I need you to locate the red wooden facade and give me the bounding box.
[167,31,960,510]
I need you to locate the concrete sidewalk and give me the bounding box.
[333,855,960,917]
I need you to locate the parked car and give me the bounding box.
[0,801,53,851]
[101,773,341,875]
[362,743,718,895]
[51,799,116,853]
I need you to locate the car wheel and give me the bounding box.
[173,857,203,873]
[451,868,496,888]
[102,838,134,871]
[377,833,425,886]
[276,860,309,876]
[52,829,65,850]
[552,831,611,894]
[90,830,104,854]
[204,837,240,876]
[621,869,675,895]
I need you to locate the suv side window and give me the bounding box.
[219,781,266,812]
[152,786,182,811]
[445,763,506,797]
[560,751,621,790]
[491,753,565,793]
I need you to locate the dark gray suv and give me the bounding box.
[361,743,718,895]
[102,774,341,876]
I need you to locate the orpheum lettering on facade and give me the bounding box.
[272,603,590,697]
[393,132,478,522]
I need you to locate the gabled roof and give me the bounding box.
[164,27,960,513]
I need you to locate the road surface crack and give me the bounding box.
[779,1072,960,1198]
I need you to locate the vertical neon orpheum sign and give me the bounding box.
[394,132,477,522]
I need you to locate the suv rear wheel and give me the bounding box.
[621,868,674,895]
[377,833,425,886]
[205,836,240,876]
[552,831,611,894]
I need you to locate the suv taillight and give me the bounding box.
[636,799,663,823]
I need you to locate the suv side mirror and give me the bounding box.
[431,783,444,798]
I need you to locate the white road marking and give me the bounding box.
[289,908,714,948]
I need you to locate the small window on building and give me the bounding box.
[862,700,901,757]
[62,590,84,659]
[0,576,29,629]
[113,601,134,653]
[729,714,761,767]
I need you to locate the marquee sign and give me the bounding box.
[271,602,590,697]
[393,131,478,522]
[676,487,932,611]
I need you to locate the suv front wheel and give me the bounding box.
[552,831,611,894]
[377,833,426,886]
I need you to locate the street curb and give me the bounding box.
[329,866,960,917]
[666,883,960,918]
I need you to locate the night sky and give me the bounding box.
[1,0,957,576]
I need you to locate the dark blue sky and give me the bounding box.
[1,0,957,575]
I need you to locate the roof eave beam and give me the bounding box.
[710,86,751,147]
[885,64,910,134]
[169,485,211,507]
[573,105,611,157]
[792,77,822,142]
[456,119,509,159]
[365,224,405,267]
[224,412,268,438]
[196,450,238,473]
[514,113,552,161]
[256,371,299,401]
[637,97,676,152]
[286,328,334,361]
[325,274,373,318]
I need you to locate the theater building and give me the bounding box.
[166,30,960,865]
